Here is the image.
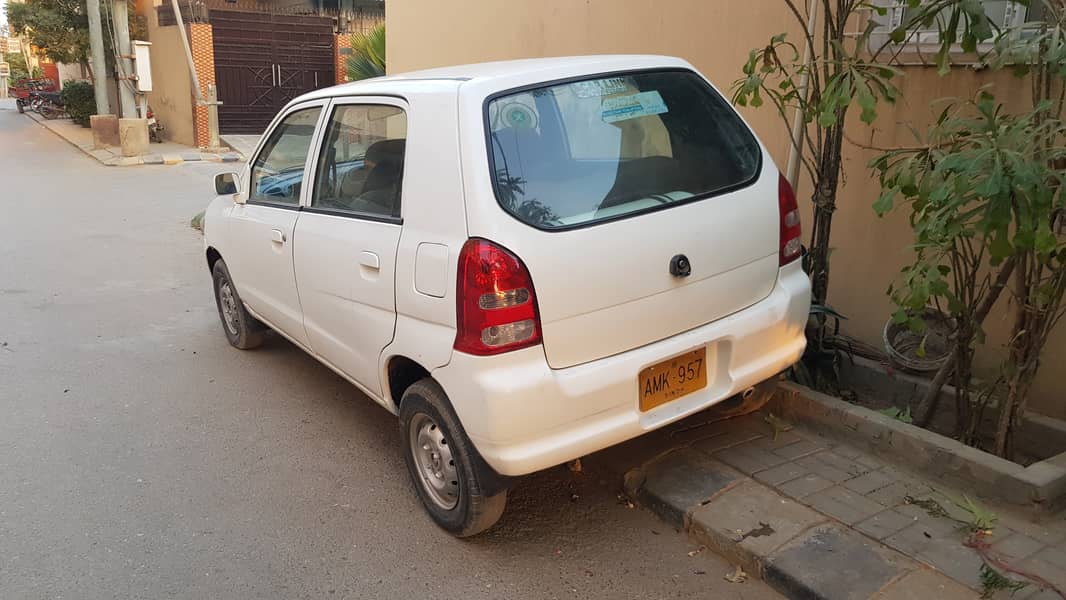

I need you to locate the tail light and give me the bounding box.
[454,238,542,355]
[778,173,802,265]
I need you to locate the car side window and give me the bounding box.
[311,104,407,219]
[249,107,322,207]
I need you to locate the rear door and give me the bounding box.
[226,102,325,346]
[293,98,407,398]
[478,69,779,369]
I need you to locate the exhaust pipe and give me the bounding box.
[741,386,756,401]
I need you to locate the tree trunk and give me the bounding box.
[808,124,845,306]
[913,256,1017,427]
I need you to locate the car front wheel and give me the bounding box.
[211,259,266,350]
[400,379,506,537]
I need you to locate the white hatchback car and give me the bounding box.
[203,55,810,536]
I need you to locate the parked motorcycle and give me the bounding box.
[12,79,56,114]
[29,91,66,119]
[35,92,67,120]
[147,108,165,143]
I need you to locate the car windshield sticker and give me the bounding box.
[600,91,668,123]
[570,78,628,98]
[502,103,537,129]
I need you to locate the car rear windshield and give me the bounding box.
[486,70,761,230]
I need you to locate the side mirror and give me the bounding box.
[215,172,240,196]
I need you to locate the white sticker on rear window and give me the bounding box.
[571,78,628,98]
[600,91,668,123]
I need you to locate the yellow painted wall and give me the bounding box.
[141,0,195,146]
[387,1,1066,419]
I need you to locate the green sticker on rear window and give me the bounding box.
[601,91,668,123]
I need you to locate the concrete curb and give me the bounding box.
[23,112,242,166]
[768,381,1066,513]
[619,446,977,600]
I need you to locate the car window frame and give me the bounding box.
[481,67,764,233]
[304,95,410,225]
[244,98,330,211]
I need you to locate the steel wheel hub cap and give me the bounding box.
[219,281,240,335]
[410,413,459,510]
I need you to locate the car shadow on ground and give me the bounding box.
[246,331,650,545]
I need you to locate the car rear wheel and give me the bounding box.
[211,260,267,350]
[399,379,506,537]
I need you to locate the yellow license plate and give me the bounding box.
[639,347,708,412]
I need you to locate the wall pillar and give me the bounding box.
[189,22,216,148]
[335,33,351,85]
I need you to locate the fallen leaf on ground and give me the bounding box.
[687,545,706,557]
[724,565,748,584]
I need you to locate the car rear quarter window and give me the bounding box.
[486,70,761,230]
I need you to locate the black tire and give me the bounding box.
[211,260,267,350]
[17,101,25,114]
[399,379,507,537]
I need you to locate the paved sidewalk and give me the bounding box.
[591,410,1066,599]
[22,111,242,166]
[220,133,261,160]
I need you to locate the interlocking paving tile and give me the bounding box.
[714,441,788,475]
[883,522,983,589]
[805,485,887,525]
[865,478,934,508]
[812,450,876,479]
[777,473,834,499]
[1022,545,1066,590]
[855,508,918,540]
[795,453,854,483]
[692,428,763,454]
[772,439,826,460]
[750,429,803,451]
[991,532,1046,563]
[875,567,980,600]
[843,469,896,495]
[753,462,809,486]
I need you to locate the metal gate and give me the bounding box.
[211,10,336,134]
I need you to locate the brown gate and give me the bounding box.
[211,10,336,134]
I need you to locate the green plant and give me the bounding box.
[6,0,90,66]
[4,53,42,82]
[346,24,385,81]
[61,80,96,126]
[878,405,913,424]
[872,2,1066,459]
[731,1,988,392]
[979,564,1028,598]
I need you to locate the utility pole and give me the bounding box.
[112,0,137,118]
[86,0,111,114]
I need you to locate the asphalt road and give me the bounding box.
[0,102,780,600]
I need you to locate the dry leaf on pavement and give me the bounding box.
[724,565,748,584]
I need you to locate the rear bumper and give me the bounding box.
[433,261,811,477]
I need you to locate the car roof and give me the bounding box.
[294,55,694,103]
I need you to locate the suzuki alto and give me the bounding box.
[202,55,811,536]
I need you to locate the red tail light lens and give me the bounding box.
[454,238,542,355]
[778,173,802,265]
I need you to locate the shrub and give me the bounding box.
[61,80,96,126]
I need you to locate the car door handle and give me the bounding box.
[270,228,286,244]
[359,251,380,269]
